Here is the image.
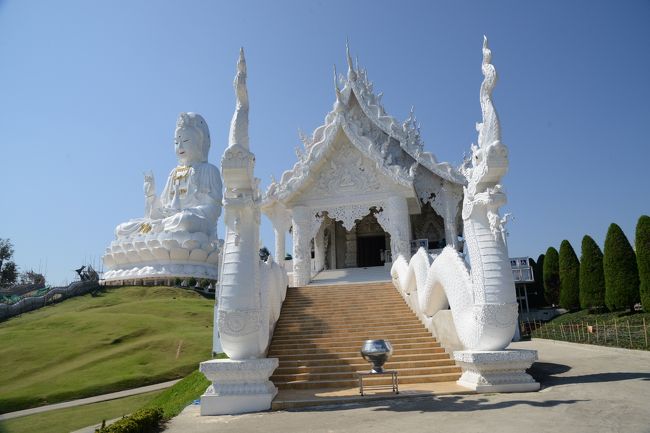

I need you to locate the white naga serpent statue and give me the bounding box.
[217,49,288,360]
[391,37,518,352]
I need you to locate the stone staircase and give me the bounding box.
[268,281,461,391]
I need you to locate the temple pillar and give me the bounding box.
[273,226,286,266]
[314,224,325,274]
[378,195,411,261]
[440,185,463,251]
[264,202,291,266]
[344,228,357,267]
[292,206,312,286]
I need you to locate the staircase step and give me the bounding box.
[277,352,452,368]
[274,347,446,361]
[269,341,440,357]
[271,365,460,383]
[270,330,432,344]
[269,336,435,351]
[273,323,425,336]
[274,359,458,375]
[275,372,462,390]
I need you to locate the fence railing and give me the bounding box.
[0,280,100,322]
[527,319,650,350]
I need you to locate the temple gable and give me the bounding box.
[288,131,410,207]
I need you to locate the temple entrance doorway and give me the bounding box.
[354,212,388,268]
[357,235,385,267]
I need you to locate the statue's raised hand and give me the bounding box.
[143,171,156,198]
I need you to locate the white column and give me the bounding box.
[292,206,312,286]
[344,228,357,268]
[265,202,291,266]
[273,226,285,266]
[314,224,325,273]
[440,185,463,250]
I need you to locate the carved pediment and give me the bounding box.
[306,134,386,197]
[312,145,383,197]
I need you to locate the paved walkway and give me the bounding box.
[165,339,650,433]
[309,267,391,286]
[0,379,179,421]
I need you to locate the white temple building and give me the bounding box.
[262,46,466,287]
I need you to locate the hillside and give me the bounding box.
[0,286,214,414]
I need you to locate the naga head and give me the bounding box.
[462,36,509,196]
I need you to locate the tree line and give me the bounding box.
[0,239,46,288]
[530,215,650,313]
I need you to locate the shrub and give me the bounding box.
[187,277,197,288]
[559,240,580,310]
[173,277,182,286]
[543,247,560,306]
[604,223,640,311]
[96,407,163,433]
[579,235,606,310]
[636,215,650,311]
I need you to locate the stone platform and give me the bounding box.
[200,358,279,415]
[454,349,540,392]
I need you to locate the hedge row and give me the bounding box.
[538,215,650,312]
[96,408,163,433]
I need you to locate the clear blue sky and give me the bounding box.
[1,0,648,285]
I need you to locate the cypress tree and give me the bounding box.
[534,254,546,307]
[579,235,605,310]
[525,255,546,308]
[527,258,539,308]
[543,247,560,306]
[603,223,640,311]
[559,240,580,310]
[636,215,650,311]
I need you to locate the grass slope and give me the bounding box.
[144,369,211,419]
[0,391,162,433]
[0,286,213,414]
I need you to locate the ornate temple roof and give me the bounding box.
[263,45,465,207]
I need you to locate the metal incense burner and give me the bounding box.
[360,339,393,373]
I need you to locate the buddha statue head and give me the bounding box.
[174,112,211,166]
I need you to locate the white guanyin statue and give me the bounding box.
[102,113,223,282]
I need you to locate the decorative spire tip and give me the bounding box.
[333,64,339,91]
[345,39,356,80]
[237,47,246,74]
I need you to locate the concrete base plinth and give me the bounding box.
[453,349,540,393]
[199,358,279,415]
[200,391,277,416]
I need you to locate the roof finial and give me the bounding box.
[228,47,249,150]
[333,64,345,112]
[346,39,356,81]
[333,64,340,92]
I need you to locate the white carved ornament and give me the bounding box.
[309,213,325,239]
[312,147,384,197]
[320,204,376,231]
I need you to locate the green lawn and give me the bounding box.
[0,286,214,414]
[0,391,162,433]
